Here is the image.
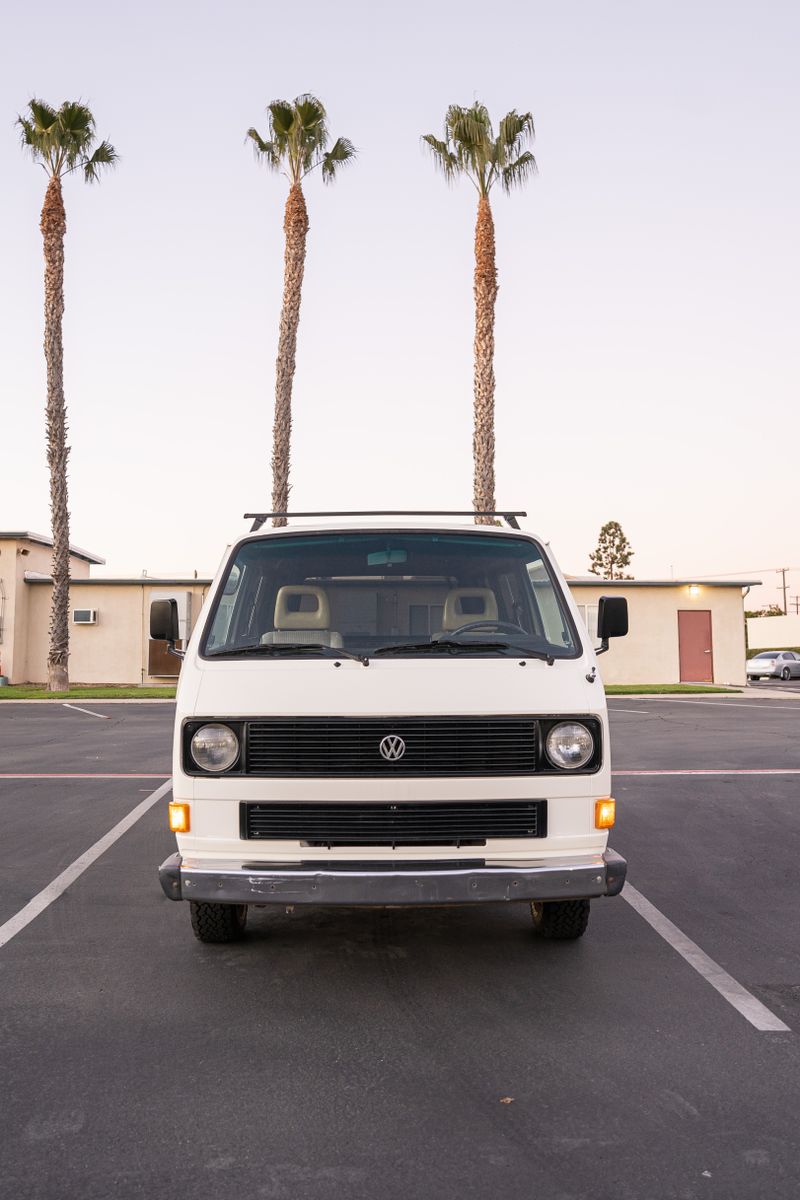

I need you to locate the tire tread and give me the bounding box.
[531,898,590,940]
[189,901,247,943]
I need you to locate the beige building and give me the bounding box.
[0,532,755,687]
[1,532,210,686]
[571,579,756,687]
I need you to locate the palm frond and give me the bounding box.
[28,98,59,132]
[17,101,57,168]
[83,139,118,182]
[321,136,356,183]
[440,103,496,192]
[16,115,37,147]
[446,103,493,152]
[267,100,294,139]
[500,150,537,193]
[58,101,95,139]
[427,101,537,195]
[247,127,281,168]
[294,95,327,176]
[422,133,459,182]
[498,110,535,155]
[249,96,352,187]
[293,94,327,137]
[18,98,114,181]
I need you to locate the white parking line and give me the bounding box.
[613,768,800,776]
[611,708,653,715]
[0,779,172,951]
[622,884,790,1032]
[62,703,110,719]
[0,773,170,780]
[616,699,800,712]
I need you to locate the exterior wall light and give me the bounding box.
[688,584,701,597]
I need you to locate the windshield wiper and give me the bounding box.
[373,640,555,663]
[208,643,370,666]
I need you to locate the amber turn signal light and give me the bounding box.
[168,802,190,833]
[595,798,616,829]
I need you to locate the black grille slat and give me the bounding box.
[245,718,537,777]
[242,800,546,844]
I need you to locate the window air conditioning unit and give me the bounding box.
[73,609,98,625]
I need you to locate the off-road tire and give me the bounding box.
[531,899,590,940]
[189,902,248,943]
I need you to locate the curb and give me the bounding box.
[0,698,176,705]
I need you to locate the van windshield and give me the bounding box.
[203,531,580,660]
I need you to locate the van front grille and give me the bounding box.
[241,800,547,846]
[244,717,537,777]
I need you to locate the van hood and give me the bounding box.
[187,656,605,718]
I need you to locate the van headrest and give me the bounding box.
[274,586,331,631]
[441,588,498,631]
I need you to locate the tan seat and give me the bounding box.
[261,585,343,648]
[441,588,499,631]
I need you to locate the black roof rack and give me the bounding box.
[244,510,527,532]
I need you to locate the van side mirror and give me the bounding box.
[596,596,628,654]
[151,599,180,647]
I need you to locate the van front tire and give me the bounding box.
[531,899,590,940]
[190,901,248,943]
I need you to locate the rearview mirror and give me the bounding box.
[596,596,628,654]
[150,599,180,644]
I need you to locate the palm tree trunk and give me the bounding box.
[472,194,498,524]
[40,176,70,692]
[271,183,309,527]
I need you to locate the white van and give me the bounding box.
[153,511,629,944]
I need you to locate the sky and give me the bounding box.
[1,0,798,609]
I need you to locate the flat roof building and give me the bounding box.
[0,531,757,687]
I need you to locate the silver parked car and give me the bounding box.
[747,650,800,681]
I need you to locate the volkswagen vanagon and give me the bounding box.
[154,511,628,944]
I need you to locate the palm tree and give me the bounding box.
[247,95,355,527]
[423,104,536,523]
[17,100,117,692]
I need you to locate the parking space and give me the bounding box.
[747,677,800,694]
[0,698,798,1199]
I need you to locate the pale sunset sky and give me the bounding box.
[1,0,798,609]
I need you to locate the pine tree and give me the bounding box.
[589,521,634,580]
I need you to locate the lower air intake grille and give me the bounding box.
[241,800,547,846]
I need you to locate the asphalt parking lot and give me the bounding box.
[0,697,798,1199]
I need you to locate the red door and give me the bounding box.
[678,610,714,682]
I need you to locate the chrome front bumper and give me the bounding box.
[159,849,627,906]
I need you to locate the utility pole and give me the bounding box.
[778,568,789,615]
[792,595,800,616]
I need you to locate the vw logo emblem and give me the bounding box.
[379,735,406,761]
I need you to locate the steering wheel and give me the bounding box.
[437,620,531,639]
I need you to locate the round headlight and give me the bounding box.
[190,724,239,772]
[545,722,594,770]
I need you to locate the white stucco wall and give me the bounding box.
[747,615,800,650]
[21,582,210,685]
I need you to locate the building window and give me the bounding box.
[576,603,599,644]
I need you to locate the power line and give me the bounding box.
[677,567,800,579]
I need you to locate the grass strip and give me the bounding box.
[0,686,177,700]
[1,682,743,699]
[605,684,740,695]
